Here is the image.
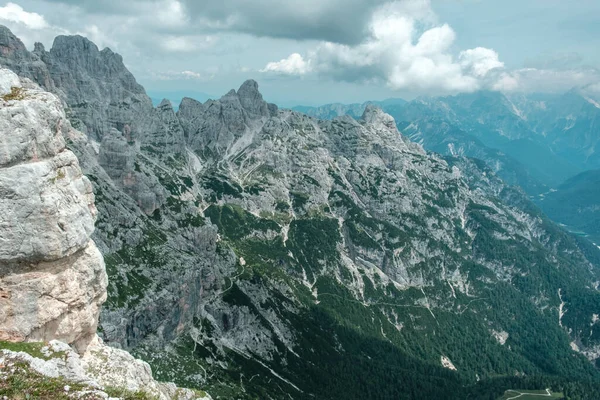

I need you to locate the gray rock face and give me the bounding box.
[153,99,187,155]
[0,26,54,91]
[1,242,107,350]
[97,127,165,215]
[0,150,97,263]
[0,66,210,399]
[0,71,95,263]
[44,35,150,141]
[177,80,277,159]
[0,68,106,350]
[0,76,64,167]
[23,33,189,214]
[361,103,398,131]
[237,79,272,117]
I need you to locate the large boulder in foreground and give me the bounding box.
[0,67,106,351]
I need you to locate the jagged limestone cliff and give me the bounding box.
[0,67,105,350]
[0,67,210,400]
[2,25,600,399]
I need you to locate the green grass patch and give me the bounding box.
[0,359,156,400]
[0,341,61,361]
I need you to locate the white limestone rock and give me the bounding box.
[0,150,97,263]
[0,68,66,167]
[0,69,104,349]
[0,242,107,350]
[0,66,210,400]
[0,338,212,400]
[83,336,211,400]
[0,66,20,95]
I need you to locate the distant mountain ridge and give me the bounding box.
[537,169,600,244]
[292,97,406,119]
[294,89,600,196]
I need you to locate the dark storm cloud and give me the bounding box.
[42,0,390,44]
[41,0,142,14]
[183,0,390,44]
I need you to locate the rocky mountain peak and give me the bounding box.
[0,25,54,93]
[238,78,259,93]
[33,41,45,54]
[0,25,27,55]
[178,96,204,110]
[49,34,142,93]
[237,79,278,117]
[1,24,154,141]
[158,98,174,109]
[361,103,397,130]
[222,88,237,98]
[51,34,100,57]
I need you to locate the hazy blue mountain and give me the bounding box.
[391,92,584,188]
[296,90,597,194]
[537,169,600,244]
[397,117,550,195]
[292,97,406,119]
[518,90,600,171]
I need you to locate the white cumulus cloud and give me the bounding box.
[0,2,48,29]
[261,0,506,94]
[500,68,600,93]
[181,70,202,79]
[2,0,599,97]
[459,47,504,78]
[154,0,189,29]
[261,53,311,75]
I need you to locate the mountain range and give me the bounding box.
[536,169,600,245]
[2,24,600,399]
[296,88,600,244]
[296,90,600,192]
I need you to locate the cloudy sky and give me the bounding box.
[1,0,599,106]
